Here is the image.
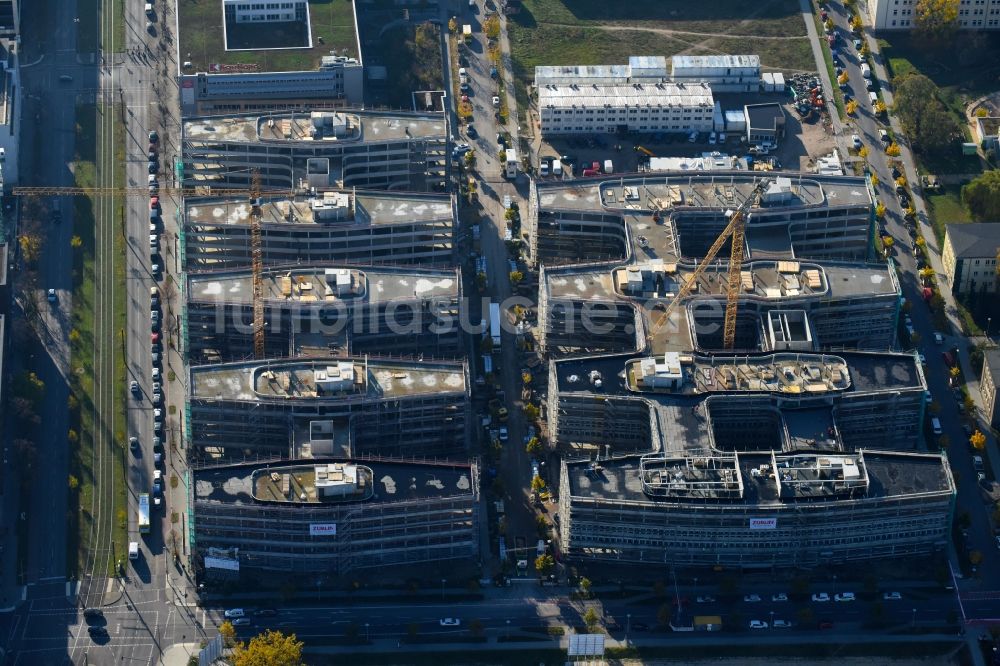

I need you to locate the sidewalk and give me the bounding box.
[158,641,202,666]
[801,0,845,140]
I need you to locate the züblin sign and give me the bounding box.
[749,517,777,530]
[309,523,338,536]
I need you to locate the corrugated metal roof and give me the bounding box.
[672,54,761,71]
[539,82,714,108]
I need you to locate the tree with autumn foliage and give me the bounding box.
[231,630,304,666]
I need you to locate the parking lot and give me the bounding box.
[534,91,838,180]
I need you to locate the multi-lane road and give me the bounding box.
[0,0,202,662]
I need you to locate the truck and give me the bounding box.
[128,541,139,560]
[860,63,871,79]
[504,148,518,179]
[603,159,613,174]
[489,302,501,346]
[138,493,150,534]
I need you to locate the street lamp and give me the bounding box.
[832,574,837,597]
[626,613,631,643]
[506,619,510,640]
[770,610,774,628]
[912,608,917,629]
[988,317,992,339]
[441,578,446,600]
[365,622,370,642]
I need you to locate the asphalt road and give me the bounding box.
[0,0,204,662]
[826,1,1000,593]
[457,1,541,568]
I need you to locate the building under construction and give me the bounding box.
[533,171,951,566]
[181,190,455,271]
[558,450,954,567]
[193,458,479,576]
[181,110,448,192]
[186,356,470,465]
[185,264,463,363]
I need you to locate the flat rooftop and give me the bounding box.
[190,357,467,402]
[187,265,459,305]
[183,110,446,144]
[535,172,871,215]
[178,0,358,75]
[538,82,714,109]
[546,260,895,302]
[194,459,475,506]
[555,350,921,398]
[184,191,453,227]
[566,450,952,506]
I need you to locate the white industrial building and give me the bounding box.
[223,0,307,23]
[670,55,761,92]
[867,0,1000,30]
[537,81,714,135]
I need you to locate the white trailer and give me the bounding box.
[489,302,501,346]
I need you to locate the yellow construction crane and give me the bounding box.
[635,145,656,158]
[646,178,770,351]
[250,171,265,359]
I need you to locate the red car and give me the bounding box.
[151,332,160,344]
[150,196,159,209]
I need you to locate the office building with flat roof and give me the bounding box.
[181,110,448,192]
[866,0,1000,30]
[193,458,479,576]
[186,356,470,465]
[185,264,463,363]
[558,450,954,568]
[182,190,455,271]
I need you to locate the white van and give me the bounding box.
[931,417,942,435]
[869,91,878,105]
[144,2,154,17]
[551,159,562,177]
[128,542,139,560]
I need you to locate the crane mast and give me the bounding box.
[250,171,265,359]
[646,178,769,351]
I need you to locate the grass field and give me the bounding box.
[880,33,1000,174]
[508,0,815,118]
[178,0,358,73]
[925,185,973,245]
[67,104,128,577]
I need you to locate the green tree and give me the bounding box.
[971,430,986,450]
[509,270,523,285]
[535,553,555,575]
[962,170,1000,221]
[846,99,859,115]
[531,475,546,493]
[583,607,599,630]
[448,17,458,34]
[886,142,901,157]
[523,403,540,420]
[580,577,592,597]
[893,73,961,156]
[70,235,83,249]
[68,475,79,490]
[914,0,960,43]
[525,436,542,455]
[232,630,303,666]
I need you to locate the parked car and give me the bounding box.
[771,593,788,602]
[695,595,716,603]
[834,592,855,602]
[439,618,461,626]
[882,591,902,601]
[749,620,768,629]
[812,592,831,602]
[773,619,793,628]
[743,594,762,603]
